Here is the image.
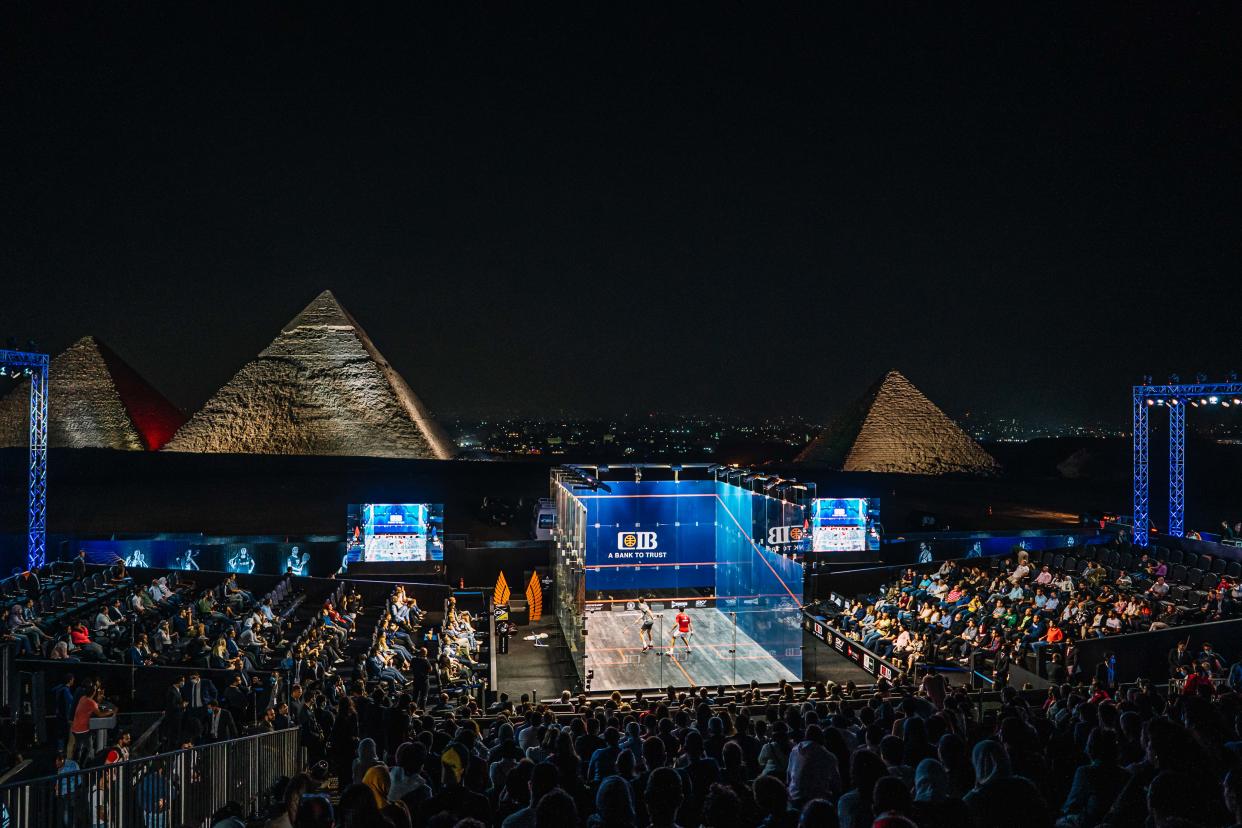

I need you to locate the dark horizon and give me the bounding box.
[3,6,1238,422]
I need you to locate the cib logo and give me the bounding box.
[767,526,805,545]
[617,531,658,550]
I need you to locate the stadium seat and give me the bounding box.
[1168,549,1184,565]
[1119,552,1133,569]
[1227,562,1242,579]
[1041,550,1056,566]
[1080,547,1098,562]
[1052,554,1065,571]
[1063,556,1078,573]
[1170,565,1188,584]
[1183,552,1199,569]
[1102,550,1118,567]
[1211,558,1227,575]
[1200,571,1218,590]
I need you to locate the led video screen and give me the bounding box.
[811,497,880,552]
[346,503,444,562]
[79,540,342,577]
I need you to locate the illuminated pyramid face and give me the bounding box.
[797,370,999,475]
[0,336,184,450]
[164,290,452,459]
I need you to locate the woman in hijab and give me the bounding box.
[911,758,969,828]
[362,765,412,828]
[970,740,1012,789]
[353,737,383,785]
[962,740,1052,828]
[620,721,643,762]
[588,776,637,828]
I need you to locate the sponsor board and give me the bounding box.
[804,614,900,679]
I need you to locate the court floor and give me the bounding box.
[585,607,799,691]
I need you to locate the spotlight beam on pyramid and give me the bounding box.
[1131,379,1242,547]
[1,348,49,570]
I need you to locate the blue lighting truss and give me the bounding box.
[1132,381,1242,547]
[1131,388,1149,547]
[1,348,49,570]
[1168,401,1185,538]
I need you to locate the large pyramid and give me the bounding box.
[0,336,185,450]
[796,370,999,475]
[164,290,453,459]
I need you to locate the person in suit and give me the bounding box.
[182,672,217,720]
[72,550,87,581]
[289,684,305,723]
[51,674,77,750]
[204,699,237,742]
[222,674,249,718]
[163,677,187,749]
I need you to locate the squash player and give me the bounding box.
[668,607,693,657]
[636,597,656,652]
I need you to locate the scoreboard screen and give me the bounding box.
[811,498,880,552]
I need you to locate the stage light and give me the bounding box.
[1210,396,1219,404]
[1223,402,1232,408]
[1170,399,1179,405]
[1234,399,1241,405]
[1146,399,1154,406]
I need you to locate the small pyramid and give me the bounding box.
[164,290,453,459]
[797,370,999,475]
[0,336,185,450]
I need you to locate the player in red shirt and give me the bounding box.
[668,609,693,657]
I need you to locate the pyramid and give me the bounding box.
[796,370,999,475]
[0,336,185,450]
[164,290,453,459]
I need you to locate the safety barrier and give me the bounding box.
[0,727,301,827]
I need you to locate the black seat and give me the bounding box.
[1184,552,1199,569]
[1201,572,1219,590]
[1119,551,1134,569]
[1168,549,1183,565]
[1170,564,1187,584]
[1227,561,1242,578]
[1211,558,1227,575]
[1063,556,1078,573]
[1052,554,1065,571]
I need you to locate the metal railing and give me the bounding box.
[0,727,301,828]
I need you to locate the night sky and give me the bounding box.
[3,6,1238,421]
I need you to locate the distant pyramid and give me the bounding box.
[0,336,185,450]
[797,370,999,475]
[164,290,453,459]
